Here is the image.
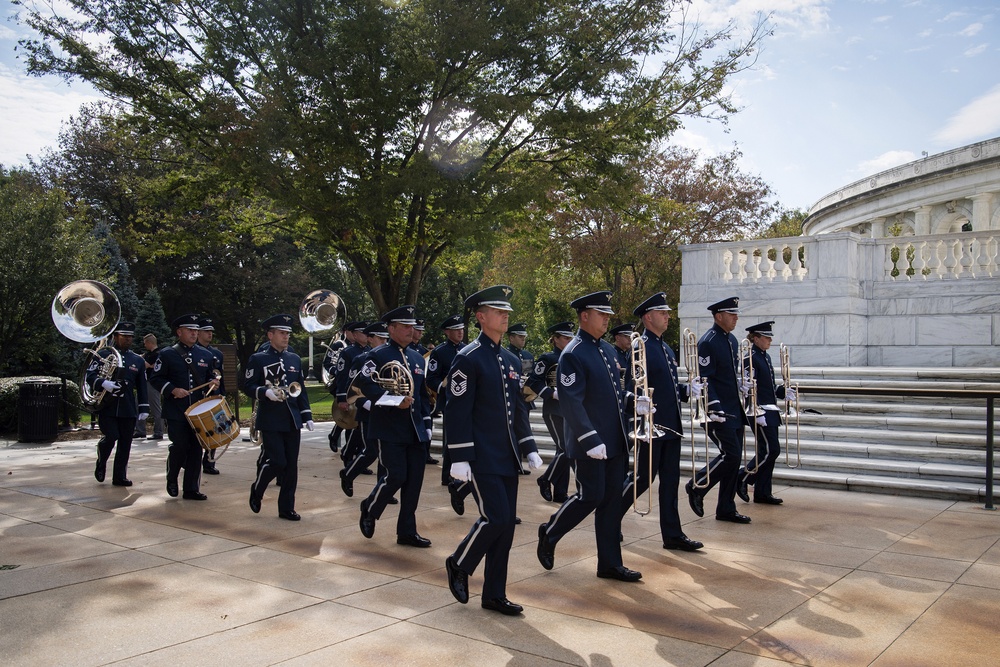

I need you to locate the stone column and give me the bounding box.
[914,206,933,235]
[970,193,995,231]
[869,217,886,238]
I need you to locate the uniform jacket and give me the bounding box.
[149,342,220,421]
[334,342,366,402]
[241,345,312,431]
[427,340,465,396]
[746,344,786,422]
[698,324,747,425]
[198,343,226,395]
[86,347,148,418]
[445,332,537,476]
[322,338,347,391]
[557,330,632,459]
[357,340,431,443]
[526,348,561,417]
[628,330,690,438]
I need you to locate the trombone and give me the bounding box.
[628,332,663,516]
[739,338,764,475]
[779,343,801,468]
[682,328,710,489]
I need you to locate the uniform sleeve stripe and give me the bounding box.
[449,442,475,449]
[577,430,597,442]
[518,436,532,444]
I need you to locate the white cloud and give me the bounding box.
[964,43,988,57]
[940,12,967,22]
[857,150,917,175]
[873,15,892,23]
[0,64,104,166]
[959,22,984,37]
[917,29,933,37]
[685,0,832,35]
[933,84,1000,145]
[669,127,722,156]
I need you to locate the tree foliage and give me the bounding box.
[17,0,770,310]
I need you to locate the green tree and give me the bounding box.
[134,288,170,347]
[92,220,141,320]
[0,167,106,373]
[758,208,806,239]
[18,0,769,310]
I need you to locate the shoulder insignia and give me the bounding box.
[699,355,710,367]
[428,358,438,372]
[361,359,376,377]
[153,359,162,372]
[245,368,253,379]
[560,371,576,386]
[450,370,468,396]
[337,357,345,371]
[533,360,545,375]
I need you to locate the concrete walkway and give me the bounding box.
[2,428,998,666]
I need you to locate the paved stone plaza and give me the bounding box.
[2,429,998,666]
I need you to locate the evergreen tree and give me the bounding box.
[92,221,141,322]
[135,288,170,350]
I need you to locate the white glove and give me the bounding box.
[586,444,607,459]
[136,412,148,422]
[785,387,798,403]
[450,462,472,482]
[707,411,726,423]
[527,452,543,469]
[362,400,372,411]
[305,420,315,431]
[739,379,755,395]
[552,389,558,401]
[689,377,704,399]
[265,388,282,402]
[101,379,121,393]
[755,415,767,427]
[635,395,653,416]
[426,428,433,441]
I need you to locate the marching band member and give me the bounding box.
[507,322,535,474]
[323,321,350,452]
[529,321,575,504]
[87,321,148,487]
[334,322,369,465]
[356,306,433,546]
[737,321,795,506]
[149,314,219,501]
[444,285,541,615]
[197,316,225,475]
[427,314,467,491]
[339,321,390,497]
[536,291,647,582]
[609,323,634,371]
[243,314,313,520]
[411,319,436,464]
[619,293,704,551]
[685,296,752,523]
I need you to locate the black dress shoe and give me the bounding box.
[387,496,398,505]
[112,478,133,487]
[425,457,439,465]
[514,516,521,525]
[537,477,552,502]
[249,484,261,514]
[663,534,703,551]
[339,469,354,497]
[482,597,523,615]
[449,484,465,516]
[279,510,301,521]
[361,468,374,475]
[397,533,432,548]
[166,478,179,498]
[95,458,106,483]
[736,473,750,503]
[537,523,555,570]
[519,469,531,475]
[183,491,208,501]
[445,555,469,603]
[754,495,783,504]
[685,481,704,517]
[359,502,375,539]
[329,435,339,453]
[716,512,752,523]
[552,495,568,503]
[202,465,220,475]
[596,565,642,582]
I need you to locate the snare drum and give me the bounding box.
[185,396,240,451]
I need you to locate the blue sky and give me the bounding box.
[2,0,998,212]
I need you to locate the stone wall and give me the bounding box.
[678,231,1000,367]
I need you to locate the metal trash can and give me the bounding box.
[18,379,61,442]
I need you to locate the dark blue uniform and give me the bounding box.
[323,337,348,450]
[242,344,312,515]
[529,348,570,502]
[619,330,694,540]
[446,331,537,600]
[199,343,226,472]
[356,340,432,538]
[427,339,466,484]
[739,344,785,500]
[87,346,148,483]
[339,342,372,464]
[690,323,748,517]
[542,330,632,572]
[334,341,366,461]
[340,345,383,487]
[149,342,219,496]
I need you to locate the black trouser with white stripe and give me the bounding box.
[620,436,683,539]
[253,429,300,513]
[450,473,519,600]
[740,411,781,499]
[690,421,744,517]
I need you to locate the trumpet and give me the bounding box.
[739,338,763,475]
[266,380,302,402]
[629,332,664,516]
[779,343,801,468]
[682,328,711,489]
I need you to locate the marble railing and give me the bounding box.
[879,233,999,281]
[716,238,811,282]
